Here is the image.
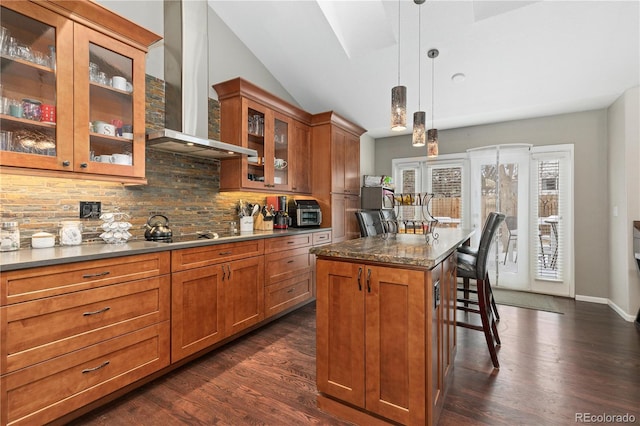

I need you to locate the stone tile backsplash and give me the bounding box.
[0,75,279,247]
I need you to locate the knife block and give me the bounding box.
[254,214,273,231]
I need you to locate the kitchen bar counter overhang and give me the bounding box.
[1,228,330,272]
[310,228,474,269]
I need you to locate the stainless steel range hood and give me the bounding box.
[146,0,256,159]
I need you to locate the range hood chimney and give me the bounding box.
[146,0,256,159]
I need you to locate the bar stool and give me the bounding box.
[355,210,384,237]
[456,212,505,368]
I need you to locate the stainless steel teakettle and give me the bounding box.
[144,214,172,242]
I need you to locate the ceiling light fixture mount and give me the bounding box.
[391,0,406,131]
[427,48,439,158]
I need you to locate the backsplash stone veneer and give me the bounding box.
[0,75,275,247]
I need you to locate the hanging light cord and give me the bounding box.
[397,0,401,87]
[417,6,421,111]
[431,52,435,127]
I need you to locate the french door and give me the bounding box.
[467,145,574,297]
[529,149,574,296]
[468,145,531,291]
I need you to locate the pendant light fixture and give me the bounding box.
[412,0,426,147]
[427,48,439,158]
[391,0,406,131]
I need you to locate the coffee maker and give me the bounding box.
[268,196,291,229]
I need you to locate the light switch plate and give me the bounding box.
[80,201,101,219]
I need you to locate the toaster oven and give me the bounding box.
[289,199,322,227]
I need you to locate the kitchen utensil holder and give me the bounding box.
[240,216,253,232]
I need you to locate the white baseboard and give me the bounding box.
[575,294,635,322]
[575,294,607,304]
[607,299,636,322]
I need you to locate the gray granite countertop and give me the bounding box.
[1,228,329,272]
[310,228,474,269]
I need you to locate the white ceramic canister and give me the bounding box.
[31,231,55,248]
[59,221,83,246]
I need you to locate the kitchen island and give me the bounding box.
[310,228,473,426]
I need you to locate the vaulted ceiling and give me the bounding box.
[208,1,639,138]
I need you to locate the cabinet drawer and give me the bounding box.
[264,234,312,253]
[1,252,170,305]
[264,247,312,285]
[2,276,170,374]
[265,273,312,318]
[171,239,264,272]
[1,322,170,426]
[312,230,332,245]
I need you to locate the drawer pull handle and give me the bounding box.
[287,241,294,244]
[83,306,110,316]
[219,251,232,255]
[287,260,294,263]
[287,288,295,293]
[227,264,232,280]
[82,360,110,374]
[82,271,110,279]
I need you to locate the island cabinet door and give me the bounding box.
[365,266,427,425]
[316,259,365,407]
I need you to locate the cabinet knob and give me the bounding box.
[80,163,88,168]
[62,160,71,167]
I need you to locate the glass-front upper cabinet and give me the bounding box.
[73,25,146,178]
[0,3,73,170]
[242,99,291,190]
[272,113,290,190]
[0,1,157,181]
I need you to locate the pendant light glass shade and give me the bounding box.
[391,85,407,131]
[412,111,426,147]
[427,49,439,158]
[427,128,439,158]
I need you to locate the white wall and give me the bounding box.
[360,133,376,183]
[607,86,640,319]
[95,1,164,79]
[376,110,610,300]
[97,1,298,105]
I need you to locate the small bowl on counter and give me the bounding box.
[31,232,55,248]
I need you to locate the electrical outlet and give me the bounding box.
[80,201,101,219]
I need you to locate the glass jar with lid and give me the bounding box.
[59,220,83,246]
[0,221,20,251]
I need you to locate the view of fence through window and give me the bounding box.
[431,166,462,227]
[536,159,561,279]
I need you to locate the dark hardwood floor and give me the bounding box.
[71,298,640,425]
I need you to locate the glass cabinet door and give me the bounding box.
[74,25,146,178]
[0,3,73,170]
[242,100,293,190]
[272,113,291,190]
[245,103,268,190]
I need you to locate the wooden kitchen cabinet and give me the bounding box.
[316,254,455,426]
[311,112,366,242]
[0,251,171,426]
[0,1,160,183]
[330,194,361,242]
[291,120,311,194]
[214,77,312,194]
[264,235,314,318]
[170,240,265,362]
